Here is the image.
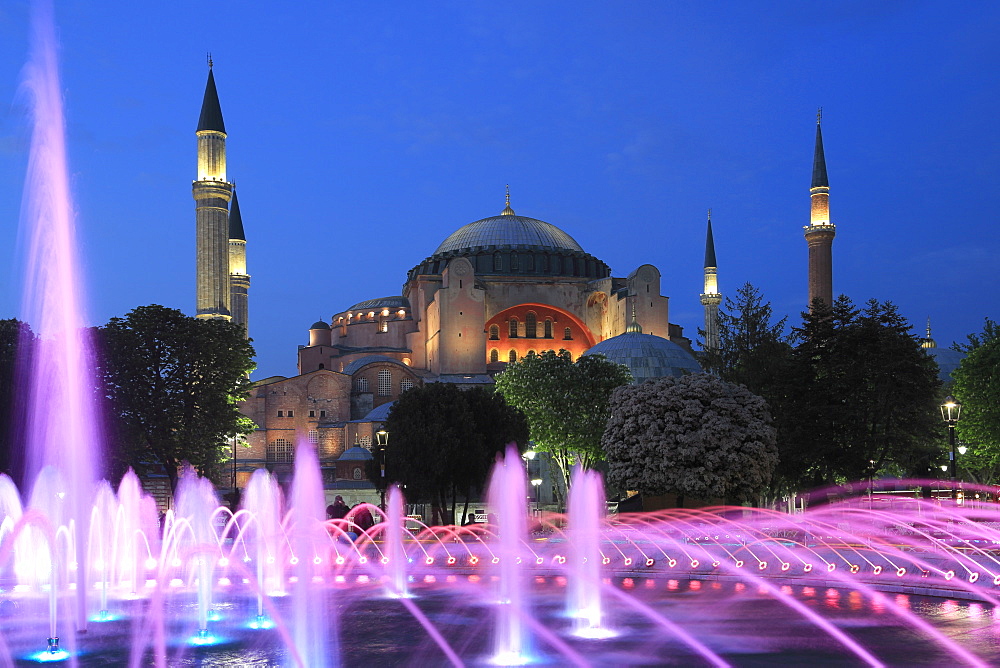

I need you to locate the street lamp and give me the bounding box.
[530,478,542,512]
[376,429,389,508]
[940,395,962,500]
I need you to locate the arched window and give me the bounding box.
[544,318,553,339]
[308,430,319,444]
[490,349,499,363]
[564,327,573,340]
[540,254,549,272]
[525,312,537,338]
[509,318,518,338]
[353,467,363,480]
[509,350,517,363]
[377,369,392,396]
[356,377,370,393]
[526,254,535,272]
[378,317,388,333]
[493,252,503,271]
[510,252,519,272]
[401,378,414,394]
[267,439,294,463]
[489,324,500,340]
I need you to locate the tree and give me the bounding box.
[96,305,255,491]
[781,297,941,489]
[952,319,1000,484]
[703,282,792,399]
[377,383,529,524]
[602,373,778,505]
[0,319,36,480]
[494,350,633,501]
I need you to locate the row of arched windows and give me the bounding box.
[490,252,600,277]
[492,312,571,340]
[489,349,570,364]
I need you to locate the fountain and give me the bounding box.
[2,2,1000,666]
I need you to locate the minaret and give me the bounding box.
[920,317,937,349]
[193,57,233,320]
[804,108,835,309]
[700,209,721,354]
[228,188,250,332]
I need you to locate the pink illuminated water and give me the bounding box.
[5,4,1000,666]
[16,0,100,638]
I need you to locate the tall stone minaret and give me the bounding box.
[228,188,250,331]
[194,58,233,320]
[700,209,721,354]
[804,108,835,309]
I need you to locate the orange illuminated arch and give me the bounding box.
[485,303,596,364]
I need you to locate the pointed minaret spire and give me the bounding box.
[197,62,226,134]
[194,60,233,321]
[700,209,722,355]
[921,316,937,349]
[501,184,515,216]
[228,188,251,332]
[804,109,836,309]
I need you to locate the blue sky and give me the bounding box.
[0,1,997,378]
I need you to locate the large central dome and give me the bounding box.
[433,212,584,255]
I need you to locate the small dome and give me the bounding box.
[338,445,373,461]
[434,214,584,255]
[583,332,702,384]
[310,320,330,330]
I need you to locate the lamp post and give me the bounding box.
[940,395,962,500]
[376,428,389,509]
[530,478,542,511]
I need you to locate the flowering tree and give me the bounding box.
[602,373,777,505]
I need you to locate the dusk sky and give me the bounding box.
[1,2,997,379]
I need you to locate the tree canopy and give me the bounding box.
[703,282,792,398]
[377,383,529,524]
[779,297,941,488]
[494,349,633,499]
[952,319,1000,484]
[0,319,36,479]
[602,373,778,505]
[96,305,255,491]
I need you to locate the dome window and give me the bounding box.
[493,252,503,272]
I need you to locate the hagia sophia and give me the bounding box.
[192,65,841,498]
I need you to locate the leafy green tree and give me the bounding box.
[377,383,529,524]
[781,297,941,488]
[95,305,255,492]
[952,319,1000,484]
[0,319,36,479]
[703,282,793,399]
[602,373,778,505]
[494,349,633,501]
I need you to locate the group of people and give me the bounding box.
[326,495,374,539]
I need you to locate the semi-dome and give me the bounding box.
[433,214,584,255]
[583,332,702,384]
